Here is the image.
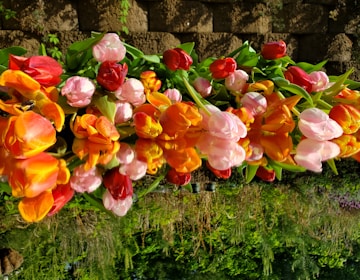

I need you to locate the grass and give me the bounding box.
[1,160,360,279]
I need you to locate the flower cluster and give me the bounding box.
[1,33,360,222]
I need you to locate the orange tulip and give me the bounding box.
[18,190,54,222]
[2,111,57,158]
[164,147,202,173]
[332,134,360,158]
[135,139,165,174]
[0,70,41,98]
[329,104,360,134]
[260,133,293,162]
[160,102,202,138]
[133,112,163,139]
[247,80,274,96]
[8,152,69,198]
[140,70,162,94]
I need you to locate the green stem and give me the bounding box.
[180,71,211,116]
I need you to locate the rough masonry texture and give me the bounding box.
[0,0,359,79]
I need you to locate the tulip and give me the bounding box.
[284,66,314,93]
[133,112,163,139]
[260,133,293,162]
[9,152,69,198]
[241,92,267,116]
[209,57,237,79]
[2,111,57,158]
[69,164,102,193]
[193,77,212,98]
[140,71,162,94]
[166,168,191,186]
[256,166,275,182]
[119,158,148,181]
[164,147,202,173]
[103,190,133,216]
[160,102,202,138]
[298,108,343,141]
[114,101,133,124]
[47,183,75,216]
[206,111,247,142]
[163,48,193,71]
[103,167,133,200]
[247,80,274,96]
[116,142,135,164]
[225,69,249,93]
[135,139,165,174]
[164,88,182,103]
[92,33,126,63]
[115,78,146,106]
[261,40,287,60]
[96,61,128,91]
[329,104,360,134]
[18,190,54,222]
[206,161,231,179]
[9,55,63,87]
[309,71,329,92]
[294,138,340,172]
[332,134,360,158]
[61,76,96,107]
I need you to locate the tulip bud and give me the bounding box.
[261,40,287,60]
[163,48,193,71]
[164,88,182,103]
[206,161,231,179]
[225,69,249,93]
[284,66,314,93]
[166,168,191,186]
[103,167,133,200]
[115,78,146,106]
[209,57,237,79]
[255,166,275,182]
[92,33,126,63]
[329,104,360,134]
[96,61,128,91]
[61,76,95,107]
[48,183,75,216]
[193,77,212,97]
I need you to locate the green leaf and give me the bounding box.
[296,60,327,72]
[0,181,12,194]
[0,46,27,66]
[143,54,160,63]
[123,41,145,59]
[83,193,112,214]
[178,42,195,55]
[137,173,166,199]
[326,158,338,175]
[325,68,354,96]
[273,77,313,106]
[66,33,104,70]
[245,164,259,183]
[92,95,116,123]
[271,164,283,181]
[268,159,306,173]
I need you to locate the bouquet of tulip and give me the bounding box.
[1,32,360,223]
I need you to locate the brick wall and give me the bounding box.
[0,0,359,79]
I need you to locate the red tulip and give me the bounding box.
[166,168,191,186]
[163,48,193,71]
[96,61,128,91]
[48,183,75,216]
[284,66,314,93]
[9,54,63,87]
[209,57,237,79]
[103,167,133,200]
[261,40,287,60]
[206,161,232,179]
[255,166,275,182]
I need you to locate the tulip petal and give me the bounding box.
[18,190,54,222]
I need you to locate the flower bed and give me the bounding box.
[0,33,360,223]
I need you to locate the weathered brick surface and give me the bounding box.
[0,0,359,78]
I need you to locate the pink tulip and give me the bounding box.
[114,101,133,124]
[193,77,212,98]
[164,88,182,103]
[115,78,146,106]
[116,143,135,164]
[294,138,340,172]
[103,190,133,216]
[202,109,247,142]
[61,76,95,107]
[225,69,249,93]
[119,158,147,181]
[246,142,264,161]
[240,92,267,116]
[298,108,343,141]
[197,133,246,170]
[70,164,102,193]
[92,33,126,63]
[309,71,329,92]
